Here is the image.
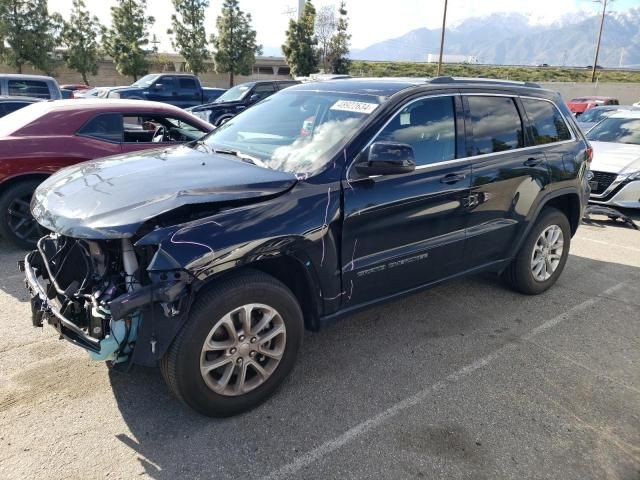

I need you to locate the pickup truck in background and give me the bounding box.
[0,74,62,100]
[106,73,226,108]
[187,79,300,126]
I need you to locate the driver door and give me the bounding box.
[341,93,472,307]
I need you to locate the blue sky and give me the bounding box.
[49,0,640,52]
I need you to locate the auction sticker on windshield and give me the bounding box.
[330,100,378,114]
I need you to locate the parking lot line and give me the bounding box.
[261,281,629,480]
[578,236,640,253]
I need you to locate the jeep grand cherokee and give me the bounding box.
[21,77,591,417]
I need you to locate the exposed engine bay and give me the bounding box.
[21,234,192,366]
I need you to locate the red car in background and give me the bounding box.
[567,96,619,117]
[0,99,213,248]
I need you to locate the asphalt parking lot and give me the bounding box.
[0,212,639,480]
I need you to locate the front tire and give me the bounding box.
[0,180,48,249]
[502,207,571,295]
[161,270,304,417]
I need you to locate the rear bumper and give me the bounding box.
[590,179,640,209]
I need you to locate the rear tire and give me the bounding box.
[0,180,47,250]
[161,270,304,417]
[502,207,571,295]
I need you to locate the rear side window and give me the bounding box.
[522,98,571,145]
[77,113,123,142]
[376,96,456,166]
[8,79,51,99]
[467,96,524,155]
[178,77,197,90]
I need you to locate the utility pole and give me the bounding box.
[437,0,448,76]
[591,0,613,83]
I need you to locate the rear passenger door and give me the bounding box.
[463,94,551,269]
[342,93,471,306]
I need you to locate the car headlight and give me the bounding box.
[627,171,640,180]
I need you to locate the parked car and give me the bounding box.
[187,80,300,126]
[106,73,226,108]
[22,77,590,417]
[97,86,129,98]
[60,84,91,92]
[585,110,640,208]
[61,89,74,99]
[0,99,213,248]
[567,96,619,117]
[0,96,42,118]
[0,74,62,100]
[576,105,638,131]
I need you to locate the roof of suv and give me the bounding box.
[288,76,545,98]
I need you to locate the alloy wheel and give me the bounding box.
[530,224,564,282]
[7,193,45,244]
[200,303,286,396]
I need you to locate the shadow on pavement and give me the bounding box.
[107,254,640,480]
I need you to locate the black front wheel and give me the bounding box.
[0,180,48,249]
[161,270,304,417]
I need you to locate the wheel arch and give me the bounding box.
[0,173,50,196]
[194,255,322,332]
[507,188,583,260]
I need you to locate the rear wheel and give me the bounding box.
[0,180,48,249]
[502,207,571,295]
[161,270,304,417]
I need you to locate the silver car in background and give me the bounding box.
[586,110,640,208]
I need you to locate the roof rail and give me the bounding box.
[429,76,541,89]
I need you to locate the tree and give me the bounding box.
[315,6,336,73]
[168,0,211,75]
[212,0,262,88]
[327,1,351,75]
[282,0,318,77]
[60,0,102,85]
[103,0,155,81]
[0,0,62,74]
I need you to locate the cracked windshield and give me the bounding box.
[202,90,383,173]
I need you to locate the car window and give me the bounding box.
[77,113,123,142]
[123,114,207,143]
[8,79,51,99]
[586,117,640,145]
[178,77,197,90]
[155,77,175,92]
[375,96,456,166]
[467,96,524,155]
[252,84,276,101]
[522,98,571,145]
[578,108,611,123]
[2,102,29,116]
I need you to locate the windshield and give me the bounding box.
[586,117,640,145]
[202,89,384,174]
[131,74,160,88]
[0,101,50,136]
[215,84,251,103]
[578,108,614,123]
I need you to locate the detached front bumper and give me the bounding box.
[20,250,102,353]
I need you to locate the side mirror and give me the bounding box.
[153,83,163,90]
[355,142,416,176]
[249,94,260,104]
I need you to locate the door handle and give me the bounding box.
[524,157,543,167]
[440,173,466,184]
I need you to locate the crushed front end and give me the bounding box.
[20,234,192,367]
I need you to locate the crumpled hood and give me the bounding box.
[590,141,640,174]
[31,145,297,239]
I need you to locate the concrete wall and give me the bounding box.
[540,82,640,105]
[0,56,291,88]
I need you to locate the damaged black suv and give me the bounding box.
[21,78,591,417]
